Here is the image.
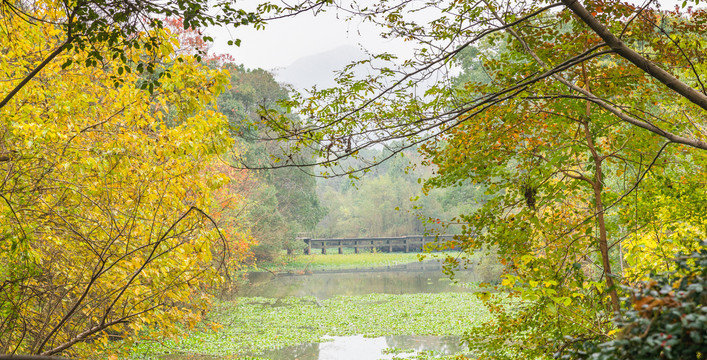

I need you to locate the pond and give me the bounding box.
[257,334,466,360]
[158,260,488,360]
[161,334,468,360]
[238,261,482,300]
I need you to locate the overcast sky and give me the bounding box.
[209,0,687,71]
[209,3,423,71]
[209,8,399,70]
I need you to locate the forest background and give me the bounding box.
[1,0,706,359]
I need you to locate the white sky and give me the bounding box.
[210,7,411,71]
[209,0,687,71]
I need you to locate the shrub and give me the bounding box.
[561,242,707,360]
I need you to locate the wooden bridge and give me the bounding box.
[300,235,457,255]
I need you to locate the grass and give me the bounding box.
[128,292,491,359]
[255,250,470,272]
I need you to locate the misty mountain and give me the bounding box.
[275,44,367,91]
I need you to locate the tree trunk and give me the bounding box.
[583,120,621,313]
[593,182,620,313]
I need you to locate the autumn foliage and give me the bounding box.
[0,4,251,357]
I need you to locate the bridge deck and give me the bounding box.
[300,235,458,254]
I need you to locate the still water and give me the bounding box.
[163,261,481,360]
[238,261,481,300]
[161,334,466,360]
[258,334,465,360]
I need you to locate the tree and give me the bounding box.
[420,51,702,356]
[0,7,245,356]
[0,0,327,111]
[0,0,254,109]
[243,0,707,357]
[313,147,456,239]
[255,0,706,168]
[218,65,325,260]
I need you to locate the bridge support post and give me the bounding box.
[304,238,311,255]
[388,239,392,252]
[321,243,326,255]
[354,240,359,254]
[338,240,343,254]
[404,238,408,253]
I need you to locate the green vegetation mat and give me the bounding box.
[129,292,490,359]
[255,251,466,272]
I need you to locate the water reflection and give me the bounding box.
[238,261,483,299]
[257,335,465,360]
[160,262,487,360]
[159,355,221,360]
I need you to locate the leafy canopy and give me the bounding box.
[0,4,246,356]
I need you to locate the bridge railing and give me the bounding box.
[300,235,457,254]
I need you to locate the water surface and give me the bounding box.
[163,261,487,359]
[160,335,467,360]
[238,261,482,299]
[257,334,466,360]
